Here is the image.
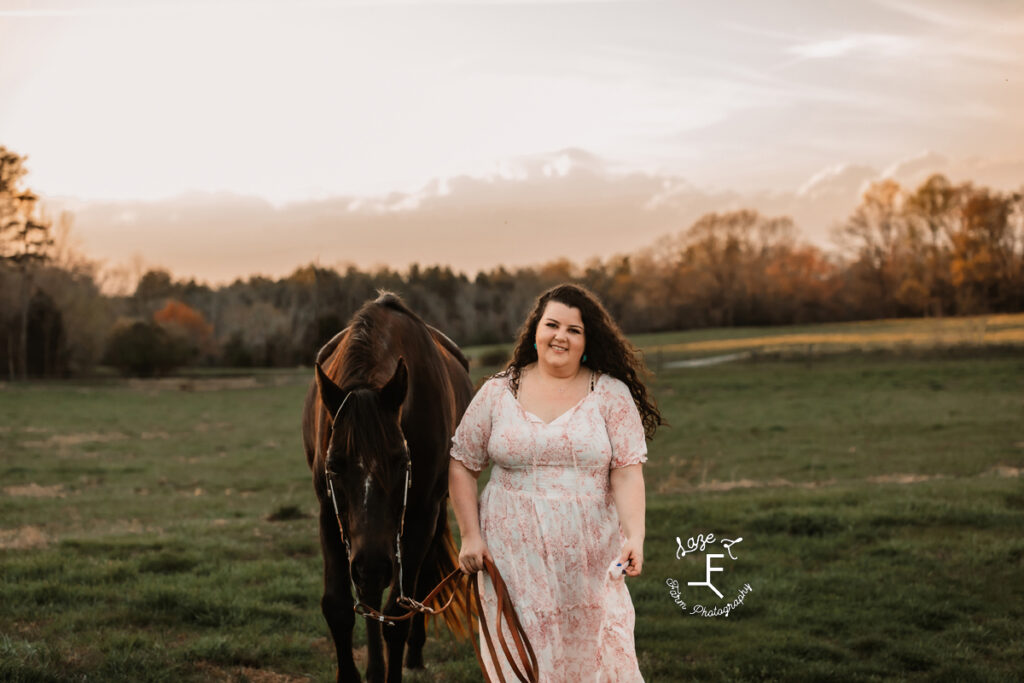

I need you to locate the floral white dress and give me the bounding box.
[450,372,647,682]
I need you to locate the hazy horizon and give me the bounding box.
[36,146,1023,286]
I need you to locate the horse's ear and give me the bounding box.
[316,362,346,420]
[380,357,407,412]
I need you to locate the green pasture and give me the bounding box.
[1,320,1023,681]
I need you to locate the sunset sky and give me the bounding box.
[1,0,1022,282]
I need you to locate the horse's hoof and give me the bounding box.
[405,651,425,669]
[337,665,361,683]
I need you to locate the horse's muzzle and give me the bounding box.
[350,550,393,596]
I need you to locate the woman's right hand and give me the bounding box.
[458,534,492,574]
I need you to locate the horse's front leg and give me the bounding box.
[363,599,386,683]
[320,506,360,683]
[406,613,426,671]
[405,503,448,670]
[381,608,412,683]
[383,513,435,681]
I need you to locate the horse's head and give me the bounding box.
[316,358,409,598]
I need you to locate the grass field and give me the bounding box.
[1,316,1023,681]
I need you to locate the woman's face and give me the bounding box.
[534,300,585,372]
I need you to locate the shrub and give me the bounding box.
[102,321,191,377]
[221,332,254,367]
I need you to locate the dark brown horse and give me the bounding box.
[302,293,473,682]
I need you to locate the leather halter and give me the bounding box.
[324,390,412,625]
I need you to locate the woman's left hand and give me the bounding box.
[617,538,644,577]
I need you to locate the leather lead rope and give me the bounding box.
[321,542,538,682]
[373,557,540,683]
[468,556,539,683]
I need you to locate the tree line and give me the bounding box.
[1,145,1022,378]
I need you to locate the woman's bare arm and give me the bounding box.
[449,458,491,573]
[610,463,646,576]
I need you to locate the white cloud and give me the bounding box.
[796,163,877,200]
[542,154,573,178]
[786,33,916,59]
[881,150,948,181]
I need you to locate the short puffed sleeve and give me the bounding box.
[450,377,500,472]
[602,376,648,469]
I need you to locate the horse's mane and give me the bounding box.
[315,290,469,378]
[374,290,421,320]
[372,292,470,371]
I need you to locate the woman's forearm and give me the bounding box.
[610,464,646,541]
[449,458,483,540]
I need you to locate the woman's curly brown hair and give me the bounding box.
[497,283,664,439]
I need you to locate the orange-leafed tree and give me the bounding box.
[153,299,216,360]
[676,209,798,326]
[949,186,1017,313]
[904,174,959,315]
[832,179,907,318]
[762,244,841,323]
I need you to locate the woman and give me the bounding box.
[449,283,662,682]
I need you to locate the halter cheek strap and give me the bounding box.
[332,391,353,425]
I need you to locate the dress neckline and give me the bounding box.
[507,371,598,426]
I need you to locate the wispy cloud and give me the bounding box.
[872,0,1024,36]
[721,21,804,44]
[786,33,916,59]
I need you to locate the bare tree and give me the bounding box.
[0,147,54,379]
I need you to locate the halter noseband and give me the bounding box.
[325,389,412,626]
